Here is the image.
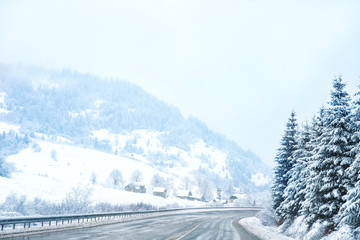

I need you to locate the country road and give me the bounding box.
[9,209,261,240]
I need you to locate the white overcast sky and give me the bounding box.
[1,0,360,166]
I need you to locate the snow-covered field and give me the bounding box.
[0,121,268,217]
[0,139,206,210]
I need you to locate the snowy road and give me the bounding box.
[10,209,261,240]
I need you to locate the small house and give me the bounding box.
[177,190,192,200]
[229,196,238,203]
[134,184,146,193]
[125,184,135,192]
[229,194,247,203]
[153,187,167,198]
[125,183,146,193]
[193,194,205,202]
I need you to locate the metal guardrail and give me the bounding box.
[0,208,178,232]
[0,207,261,233]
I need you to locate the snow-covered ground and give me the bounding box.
[239,217,295,240]
[0,139,206,210]
[91,128,270,187]
[0,122,269,217]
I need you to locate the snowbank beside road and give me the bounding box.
[239,217,295,240]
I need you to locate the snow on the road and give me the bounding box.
[239,217,295,240]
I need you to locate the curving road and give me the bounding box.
[11,209,261,240]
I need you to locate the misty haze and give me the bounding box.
[1,1,360,240]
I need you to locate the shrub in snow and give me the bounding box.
[303,220,327,240]
[285,216,310,239]
[31,143,41,152]
[0,193,27,215]
[0,210,22,217]
[90,171,97,184]
[62,185,93,214]
[322,225,353,240]
[129,203,157,211]
[0,157,13,178]
[256,205,277,227]
[50,149,57,161]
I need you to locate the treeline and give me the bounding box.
[272,76,360,239]
[0,131,29,177]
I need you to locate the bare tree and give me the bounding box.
[197,175,214,201]
[130,169,143,183]
[90,171,97,184]
[63,185,93,213]
[151,173,166,187]
[181,176,193,190]
[108,169,124,189]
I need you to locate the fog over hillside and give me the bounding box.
[0,64,270,207]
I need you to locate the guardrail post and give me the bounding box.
[24,223,26,228]
[13,224,15,229]
[41,222,43,227]
[49,221,51,226]
[1,224,3,231]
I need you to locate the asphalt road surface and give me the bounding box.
[10,209,261,240]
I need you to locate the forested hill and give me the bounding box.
[0,64,270,191]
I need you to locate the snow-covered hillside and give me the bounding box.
[0,122,266,205]
[0,134,208,210]
[0,64,271,216]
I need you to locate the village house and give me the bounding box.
[229,195,238,203]
[229,194,247,204]
[176,190,192,200]
[153,187,167,198]
[125,183,146,193]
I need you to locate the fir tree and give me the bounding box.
[302,76,352,232]
[336,84,360,237]
[272,111,298,220]
[301,108,327,226]
[279,122,311,224]
[344,84,360,186]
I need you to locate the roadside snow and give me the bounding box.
[239,217,295,240]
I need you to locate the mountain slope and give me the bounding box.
[0,64,270,198]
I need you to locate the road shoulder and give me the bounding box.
[239,217,295,240]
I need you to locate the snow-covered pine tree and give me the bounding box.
[302,76,352,233]
[301,108,327,226]
[278,122,311,225]
[336,84,360,237]
[271,111,298,221]
[344,84,360,187]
